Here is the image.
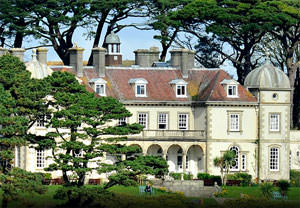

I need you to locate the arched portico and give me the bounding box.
[186,145,204,176]
[167,145,184,173]
[147,144,163,157]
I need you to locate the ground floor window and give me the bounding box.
[36,149,45,168]
[270,147,279,171]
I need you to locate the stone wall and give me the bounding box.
[152,180,218,197]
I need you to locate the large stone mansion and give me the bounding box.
[1,32,300,182]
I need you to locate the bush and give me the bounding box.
[183,173,193,180]
[235,173,252,186]
[169,173,181,180]
[290,170,300,187]
[197,173,211,180]
[211,175,222,186]
[260,182,274,199]
[277,180,289,196]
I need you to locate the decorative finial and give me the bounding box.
[264,49,271,63]
[32,49,37,60]
[73,42,78,48]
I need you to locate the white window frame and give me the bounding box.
[227,85,238,97]
[158,113,168,130]
[118,117,127,126]
[229,114,240,132]
[270,113,280,132]
[95,84,106,96]
[270,147,279,171]
[176,84,187,98]
[241,154,246,171]
[229,146,240,171]
[36,149,45,168]
[138,113,148,130]
[178,113,188,130]
[36,116,45,127]
[136,84,147,97]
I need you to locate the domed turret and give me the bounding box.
[105,32,120,44]
[244,59,290,89]
[104,32,122,66]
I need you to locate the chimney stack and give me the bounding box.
[69,46,84,77]
[134,47,160,67]
[37,47,48,65]
[9,48,25,62]
[92,47,106,77]
[170,48,195,78]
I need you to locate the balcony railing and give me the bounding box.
[129,130,206,140]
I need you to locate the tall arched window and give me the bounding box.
[230,146,239,170]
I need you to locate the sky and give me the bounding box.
[21,20,237,79]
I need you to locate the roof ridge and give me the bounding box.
[207,71,221,101]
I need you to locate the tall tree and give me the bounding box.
[174,0,272,83]
[258,0,300,127]
[0,55,49,208]
[31,0,91,64]
[87,0,146,65]
[0,0,36,48]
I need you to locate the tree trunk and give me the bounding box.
[2,197,8,208]
[13,31,23,48]
[87,12,109,66]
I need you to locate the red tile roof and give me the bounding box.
[82,67,257,103]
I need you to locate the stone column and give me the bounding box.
[37,47,48,65]
[0,47,8,57]
[69,47,84,77]
[183,153,187,173]
[10,48,25,62]
[92,47,106,77]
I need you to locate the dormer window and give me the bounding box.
[169,79,188,98]
[228,85,237,97]
[89,78,107,96]
[136,84,146,96]
[221,79,239,98]
[96,84,105,96]
[128,78,148,97]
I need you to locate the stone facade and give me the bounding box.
[3,38,300,183]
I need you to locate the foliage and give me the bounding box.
[290,170,300,187]
[277,180,290,196]
[214,187,227,198]
[0,168,47,207]
[223,198,299,208]
[169,172,181,180]
[0,55,49,208]
[183,173,193,180]
[227,173,252,186]
[197,173,210,180]
[213,150,235,185]
[260,182,274,199]
[53,186,111,208]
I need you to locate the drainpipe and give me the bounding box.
[255,106,260,182]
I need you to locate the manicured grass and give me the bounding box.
[223,186,300,201]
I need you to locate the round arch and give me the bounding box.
[167,144,184,173]
[186,145,204,176]
[147,144,163,156]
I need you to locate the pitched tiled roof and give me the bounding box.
[82,67,257,103]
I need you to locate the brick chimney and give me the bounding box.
[69,46,84,77]
[134,47,160,67]
[9,48,25,62]
[170,49,195,78]
[37,47,48,65]
[92,47,106,77]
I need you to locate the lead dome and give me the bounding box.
[105,32,120,44]
[244,60,290,89]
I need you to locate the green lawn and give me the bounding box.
[223,186,300,200]
[1,185,300,208]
